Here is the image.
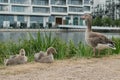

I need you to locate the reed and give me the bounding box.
[0,32,120,65]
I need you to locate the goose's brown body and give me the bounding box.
[83,14,116,56]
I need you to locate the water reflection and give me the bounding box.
[0,32,119,45]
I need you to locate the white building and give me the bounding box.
[0,0,92,28]
[106,0,120,19]
[93,0,120,20]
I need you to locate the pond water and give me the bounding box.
[0,31,120,45]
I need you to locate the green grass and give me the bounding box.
[0,31,120,65]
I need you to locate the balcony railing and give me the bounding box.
[84,6,90,11]
[32,0,49,5]
[69,7,83,12]
[51,0,66,5]
[11,6,29,12]
[0,0,8,3]
[10,0,29,4]
[52,7,67,13]
[84,0,90,4]
[0,5,8,11]
[33,7,50,13]
[68,0,82,5]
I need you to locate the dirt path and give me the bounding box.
[0,55,120,80]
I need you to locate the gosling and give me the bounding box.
[34,47,57,63]
[4,49,28,66]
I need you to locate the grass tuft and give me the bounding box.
[0,31,120,65]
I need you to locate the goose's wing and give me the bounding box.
[39,51,46,59]
[88,32,115,47]
[34,51,46,61]
[39,56,53,63]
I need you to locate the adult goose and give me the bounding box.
[82,14,116,56]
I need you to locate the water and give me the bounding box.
[0,31,120,45]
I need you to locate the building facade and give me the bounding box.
[105,0,120,20]
[93,0,120,20]
[0,0,92,28]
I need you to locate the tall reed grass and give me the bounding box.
[0,31,120,65]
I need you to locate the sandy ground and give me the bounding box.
[0,55,120,80]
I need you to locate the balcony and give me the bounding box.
[84,6,90,12]
[51,0,66,5]
[51,6,67,15]
[10,0,29,4]
[32,0,49,6]
[84,0,90,5]
[0,0,8,3]
[0,5,8,11]
[52,7,67,13]
[69,6,83,12]
[33,7,50,13]
[68,0,82,5]
[11,5,29,12]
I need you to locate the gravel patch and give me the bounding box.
[0,55,120,80]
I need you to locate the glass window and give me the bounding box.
[84,0,90,4]
[0,15,4,27]
[0,5,8,11]
[10,0,28,4]
[65,16,70,25]
[84,6,90,11]
[0,5,4,11]
[49,16,55,22]
[73,17,78,25]
[33,7,50,13]
[17,16,24,22]
[30,16,43,23]
[68,0,82,5]
[12,6,27,12]
[7,15,14,23]
[0,15,14,27]
[0,15,14,23]
[79,18,83,25]
[52,7,67,13]
[0,0,8,3]
[69,7,83,12]
[51,0,66,5]
[30,16,44,28]
[32,0,49,5]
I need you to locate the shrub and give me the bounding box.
[92,16,120,27]
[114,19,120,27]
[92,16,103,26]
[102,17,113,26]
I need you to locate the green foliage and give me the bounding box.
[75,42,93,58]
[102,17,113,26]
[92,16,103,26]
[112,37,120,54]
[0,32,120,65]
[67,40,78,58]
[92,16,120,27]
[114,19,120,27]
[54,38,68,59]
